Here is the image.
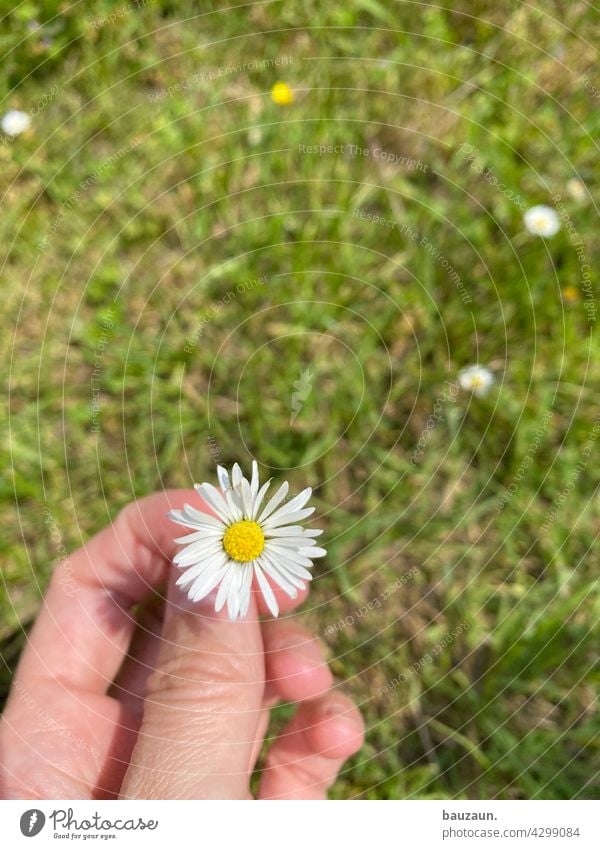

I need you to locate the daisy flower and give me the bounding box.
[458,365,494,397]
[1,109,31,137]
[168,462,325,619]
[271,81,294,105]
[523,205,560,238]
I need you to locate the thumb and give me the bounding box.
[120,575,265,799]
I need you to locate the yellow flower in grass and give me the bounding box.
[562,286,579,303]
[271,81,294,105]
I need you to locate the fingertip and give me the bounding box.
[263,621,333,702]
[258,690,363,799]
[305,698,364,760]
[268,647,333,702]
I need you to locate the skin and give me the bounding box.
[0,490,364,799]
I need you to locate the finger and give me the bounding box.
[0,490,196,798]
[109,538,314,784]
[1,487,312,799]
[110,594,167,724]
[119,581,264,800]
[14,491,194,696]
[262,620,333,704]
[103,506,313,729]
[248,622,333,773]
[258,692,364,800]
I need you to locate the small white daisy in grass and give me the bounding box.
[1,109,31,137]
[168,462,325,619]
[566,178,587,202]
[458,365,495,397]
[524,204,561,237]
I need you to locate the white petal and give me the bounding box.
[168,513,200,530]
[267,487,312,522]
[261,554,299,598]
[263,562,304,594]
[189,562,229,603]
[271,563,306,590]
[254,562,279,617]
[215,563,237,612]
[240,478,254,519]
[168,506,223,531]
[181,503,224,527]
[264,525,306,537]
[174,528,224,544]
[176,561,211,588]
[250,460,259,496]
[173,540,223,566]
[264,542,314,568]
[250,479,271,519]
[176,553,225,587]
[264,526,322,545]
[231,463,243,488]
[258,481,289,522]
[227,567,243,619]
[272,533,321,546]
[238,563,254,618]
[267,554,312,581]
[263,507,315,529]
[265,554,308,589]
[300,546,327,558]
[217,465,231,490]
[265,537,316,549]
[195,483,233,523]
[224,487,243,522]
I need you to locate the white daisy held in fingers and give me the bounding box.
[168,462,325,620]
[458,364,495,397]
[523,205,560,237]
[1,110,31,137]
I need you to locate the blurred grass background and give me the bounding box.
[1,0,599,798]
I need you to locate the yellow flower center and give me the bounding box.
[222,520,265,563]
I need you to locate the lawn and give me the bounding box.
[1,0,598,799]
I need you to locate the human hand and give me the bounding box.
[0,491,363,799]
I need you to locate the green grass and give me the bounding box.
[1,0,599,798]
